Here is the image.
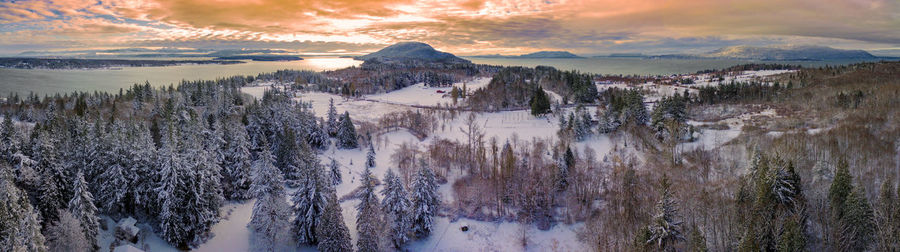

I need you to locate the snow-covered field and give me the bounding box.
[691,69,795,87]
[110,71,789,251]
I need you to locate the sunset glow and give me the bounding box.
[2,0,899,55]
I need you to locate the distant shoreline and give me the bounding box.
[0,57,244,70]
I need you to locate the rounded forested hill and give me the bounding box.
[357,42,471,64]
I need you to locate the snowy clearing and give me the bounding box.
[101,70,795,251]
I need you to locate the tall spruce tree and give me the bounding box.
[356,166,382,252]
[94,124,129,215]
[842,187,875,251]
[127,123,157,214]
[329,159,342,185]
[530,86,552,116]
[336,112,358,149]
[365,144,376,169]
[381,169,412,249]
[248,146,291,252]
[292,160,327,245]
[223,121,253,200]
[276,127,303,182]
[67,171,99,251]
[33,131,66,229]
[0,112,19,163]
[738,154,808,251]
[316,188,352,252]
[0,163,47,251]
[326,98,339,136]
[645,175,684,251]
[411,166,439,239]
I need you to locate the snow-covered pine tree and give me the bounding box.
[336,112,358,149]
[95,123,130,215]
[625,90,649,125]
[292,159,328,245]
[276,126,306,183]
[0,112,19,163]
[316,187,352,252]
[559,146,574,191]
[223,120,253,200]
[307,119,330,150]
[45,210,90,252]
[67,171,99,251]
[33,131,66,229]
[248,145,291,252]
[326,98,338,136]
[127,123,157,214]
[366,143,376,169]
[203,116,226,172]
[155,119,220,248]
[381,169,412,249]
[187,118,224,244]
[356,166,382,252]
[329,159,342,185]
[646,175,684,251]
[296,140,321,187]
[411,165,439,239]
[0,163,47,251]
[154,126,192,247]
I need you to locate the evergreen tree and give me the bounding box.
[329,159,342,185]
[67,171,99,251]
[275,127,303,182]
[842,187,875,251]
[223,121,253,200]
[559,146,574,190]
[336,112,358,149]
[687,224,708,252]
[248,146,291,252]
[292,161,327,245]
[1,112,20,163]
[877,179,898,251]
[366,144,376,169]
[326,98,339,136]
[777,215,806,252]
[411,166,439,239]
[33,131,66,229]
[645,175,684,251]
[738,154,808,251]
[191,119,225,241]
[381,169,412,249]
[530,86,552,116]
[154,122,221,248]
[623,90,649,125]
[45,211,89,252]
[829,160,852,219]
[307,119,330,150]
[94,124,129,215]
[154,129,191,247]
[0,164,47,252]
[127,123,157,214]
[316,189,352,252]
[356,166,381,252]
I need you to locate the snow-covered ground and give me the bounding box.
[365,77,492,107]
[682,108,780,151]
[110,71,790,251]
[691,70,795,87]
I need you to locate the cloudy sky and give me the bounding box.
[2,0,900,56]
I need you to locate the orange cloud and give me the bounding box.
[0,0,899,55]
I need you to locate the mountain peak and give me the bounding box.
[704,45,875,60]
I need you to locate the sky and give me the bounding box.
[1,0,900,56]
